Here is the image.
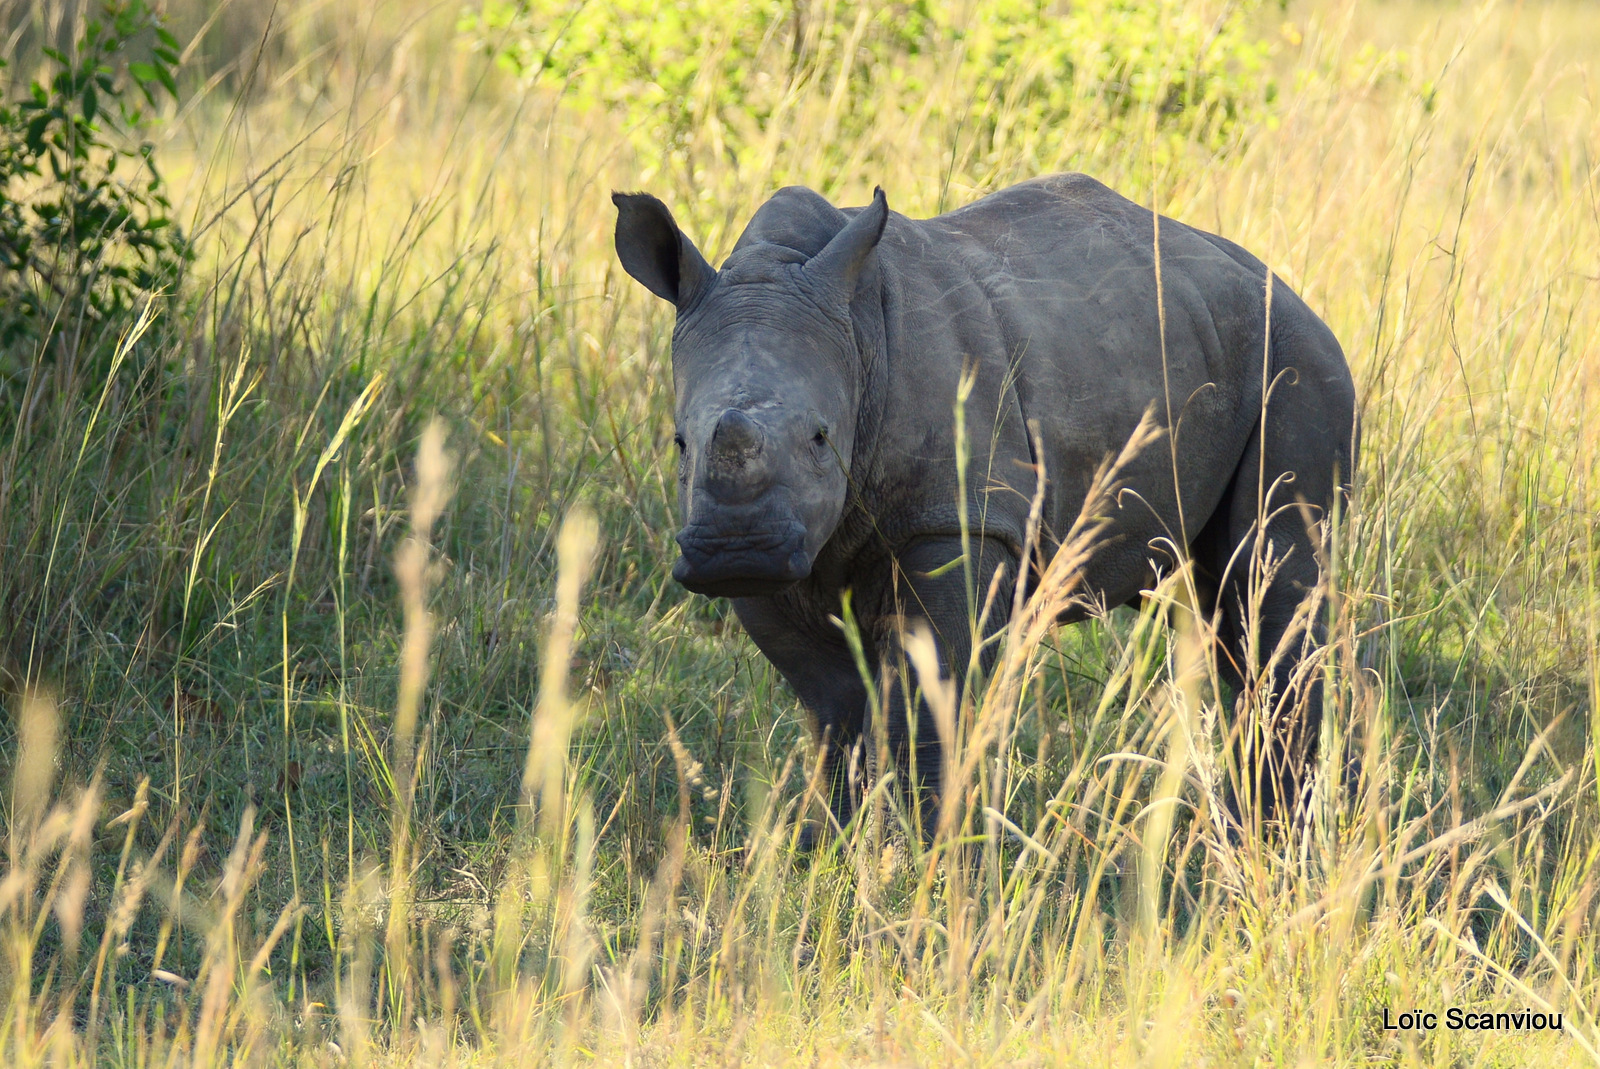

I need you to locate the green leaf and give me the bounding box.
[24,113,50,153]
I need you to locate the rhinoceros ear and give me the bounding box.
[803,187,888,305]
[612,191,716,310]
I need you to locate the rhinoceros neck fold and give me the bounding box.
[817,259,894,571]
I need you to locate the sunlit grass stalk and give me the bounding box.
[385,417,454,1036]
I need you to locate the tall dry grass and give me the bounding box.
[2,0,1599,1064]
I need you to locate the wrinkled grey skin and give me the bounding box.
[613,174,1358,832]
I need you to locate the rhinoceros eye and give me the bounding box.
[673,433,686,454]
[812,423,829,447]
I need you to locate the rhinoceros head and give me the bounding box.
[613,187,888,597]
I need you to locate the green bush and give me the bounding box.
[0,0,189,385]
[460,0,1274,186]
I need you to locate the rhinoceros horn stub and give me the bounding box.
[612,191,716,310]
[801,186,888,307]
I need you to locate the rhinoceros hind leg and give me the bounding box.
[1192,381,1351,830]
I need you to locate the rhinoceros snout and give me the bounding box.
[672,515,810,598]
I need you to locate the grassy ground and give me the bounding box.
[3,0,1599,1064]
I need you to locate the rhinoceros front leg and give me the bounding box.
[876,536,1017,841]
[731,597,871,840]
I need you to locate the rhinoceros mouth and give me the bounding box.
[673,519,810,598]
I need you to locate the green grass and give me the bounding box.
[3,0,1600,1064]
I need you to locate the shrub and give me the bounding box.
[459,0,1274,188]
[0,0,189,388]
